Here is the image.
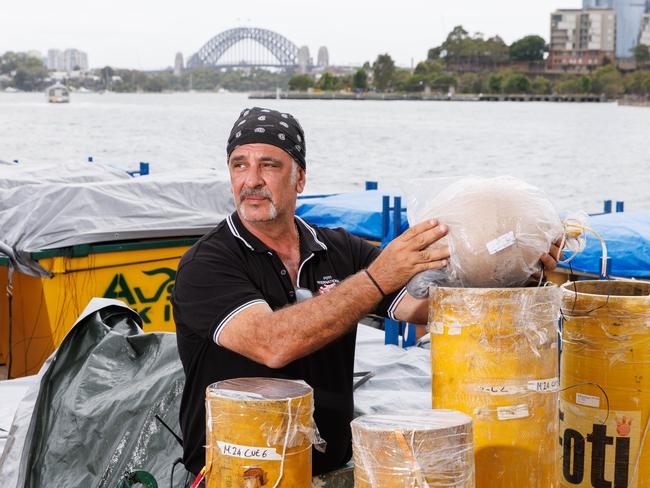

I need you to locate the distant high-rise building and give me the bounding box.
[174,52,184,76]
[297,46,311,73]
[317,46,329,67]
[549,9,616,70]
[583,0,648,58]
[47,49,65,71]
[63,48,89,72]
[640,13,650,46]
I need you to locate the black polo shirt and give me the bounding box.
[172,211,406,476]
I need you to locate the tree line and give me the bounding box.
[288,26,650,97]
[2,25,650,97]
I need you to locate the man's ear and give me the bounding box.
[296,168,306,194]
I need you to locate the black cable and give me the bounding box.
[170,457,183,488]
[560,381,611,424]
[155,414,183,447]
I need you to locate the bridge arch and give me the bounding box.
[188,27,299,68]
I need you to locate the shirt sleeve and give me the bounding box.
[347,232,408,320]
[172,245,268,345]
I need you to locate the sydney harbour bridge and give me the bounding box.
[186,27,328,71]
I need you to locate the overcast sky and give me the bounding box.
[5,0,581,70]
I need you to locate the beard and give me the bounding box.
[238,187,278,223]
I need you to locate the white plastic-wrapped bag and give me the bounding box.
[405,176,564,295]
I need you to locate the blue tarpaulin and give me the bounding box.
[296,190,408,245]
[558,212,650,278]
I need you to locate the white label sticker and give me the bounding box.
[486,231,517,255]
[430,322,444,335]
[217,441,282,461]
[497,404,530,420]
[576,393,600,408]
[477,384,522,395]
[527,377,560,393]
[447,325,462,336]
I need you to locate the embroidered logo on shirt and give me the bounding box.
[317,276,340,294]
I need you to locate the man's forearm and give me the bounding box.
[393,293,429,325]
[223,271,383,368]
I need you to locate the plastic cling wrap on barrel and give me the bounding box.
[205,377,323,488]
[560,280,650,488]
[404,176,564,294]
[429,285,561,488]
[351,411,475,488]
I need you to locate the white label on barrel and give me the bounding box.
[476,384,522,395]
[576,393,600,408]
[527,377,560,392]
[447,325,462,335]
[486,231,516,255]
[216,441,282,461]
[497,404,529,420]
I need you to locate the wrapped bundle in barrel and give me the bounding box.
[351,410,475,487]
[406,176,566,295]
[560,280,650,488]
[205,377,320,488]
[429,286,562,487]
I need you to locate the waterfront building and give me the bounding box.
[174,52,184,76]
[47,49,65,71]
[63,49,89,72]
[583,0,649,58]
[549,9,616,71]
[317,46,329,67]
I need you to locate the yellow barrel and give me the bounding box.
[560,280,650,488]
[429,286,561,487]
[351,410,475,487]
[205,377,316,488]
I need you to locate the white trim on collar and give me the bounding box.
[226,213,327,252]
[295,215,328,251]
[226,214,254,251]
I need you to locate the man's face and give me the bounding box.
[228,143,306,224]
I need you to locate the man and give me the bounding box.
[172,107,559,479]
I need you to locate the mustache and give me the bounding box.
[240,188,274,202]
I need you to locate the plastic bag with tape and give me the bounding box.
[405,176,565,295]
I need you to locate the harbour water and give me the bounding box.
[1,91,649,213]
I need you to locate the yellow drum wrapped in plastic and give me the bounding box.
[429,286,561,487]
[205,377,317,488]
[560,280,650,488]
[351,411,475,487]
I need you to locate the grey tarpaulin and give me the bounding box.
[353,325,431,416]
[0,162,131,190]
[0,298,185,488]
[0,164,234,277]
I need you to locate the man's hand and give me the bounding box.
[367,220,450,295]
[533,237,564,281]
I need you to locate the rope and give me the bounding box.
[562,223,609,277]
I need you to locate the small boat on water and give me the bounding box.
[45,83,70,103]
